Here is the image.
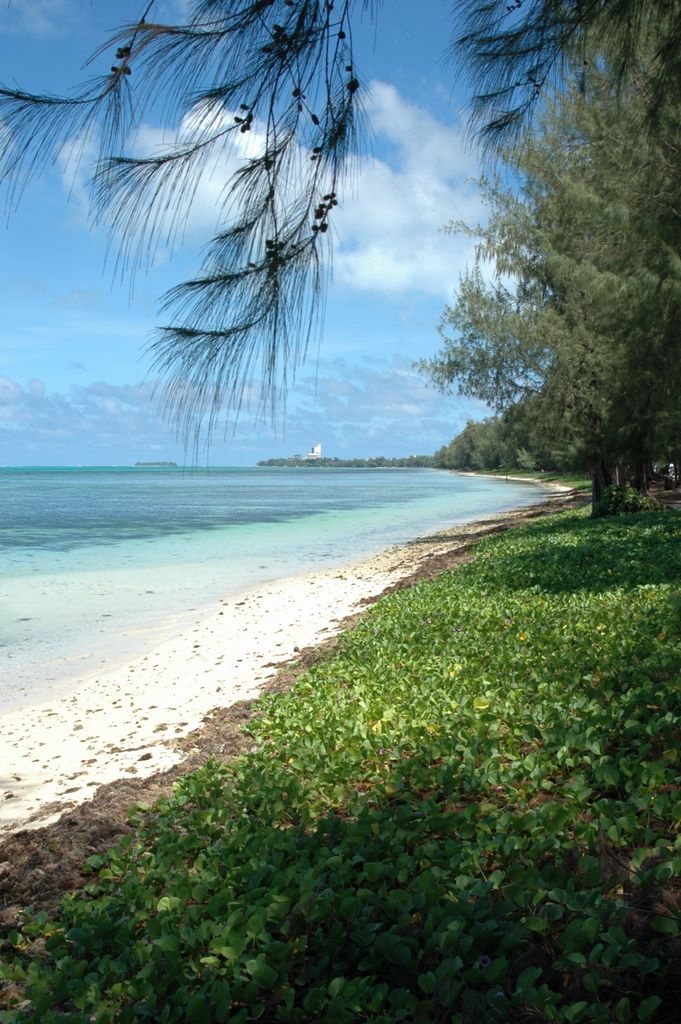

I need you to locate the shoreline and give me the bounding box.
[453,470,577,490]
[1,469,556,718]
[0,555,415,836]
[0,485,583,844]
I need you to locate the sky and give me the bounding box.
[0,0,490,466]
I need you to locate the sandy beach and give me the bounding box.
[0,551,408,836]
[0,485,579,844]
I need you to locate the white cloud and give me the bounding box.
[0,377,166,447]
[285,357,488,458]
[1,0,70,37]
[0,376,24,404]
[334,82,484,298]
[69,80,484,299]
[88,100,273,271]
[0,362,488,464]
[368,81,475,181]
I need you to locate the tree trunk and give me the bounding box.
[591,457,612,509]
[632,460,649,495]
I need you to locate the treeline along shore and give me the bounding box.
[2,488,680,1022]
[257,456,435,468]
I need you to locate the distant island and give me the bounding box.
[134,461,178,467]
[256,456,435,468]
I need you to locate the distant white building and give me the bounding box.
[303,442,322,461]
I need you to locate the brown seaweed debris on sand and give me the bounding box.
[0,489,586,927]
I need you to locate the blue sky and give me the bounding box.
[0,0,489,466]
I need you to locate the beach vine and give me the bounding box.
[1,508,680,1022]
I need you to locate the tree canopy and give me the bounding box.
[420,47,681,501]
[451,0,681,149]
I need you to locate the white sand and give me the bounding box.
[0,542,427,836]
[0,491,574,837]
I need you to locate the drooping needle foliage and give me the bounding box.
[0,1,372,441]
[451,0,681,150]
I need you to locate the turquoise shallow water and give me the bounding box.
[1,467,551,711]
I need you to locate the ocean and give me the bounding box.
[1,466,551,712]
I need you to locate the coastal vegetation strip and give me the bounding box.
[256,457,435,468]
[2,508,680,1022]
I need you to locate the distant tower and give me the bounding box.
[302,442,322,461]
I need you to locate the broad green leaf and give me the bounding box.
[637,996,662,1022]
[246,958,278,988]
[650,915,679,936]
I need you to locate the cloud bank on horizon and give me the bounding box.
[0,3,487,465]
[0,363,487,466]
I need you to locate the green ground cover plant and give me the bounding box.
[592,487,661,519]
[1,509,680,1023]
